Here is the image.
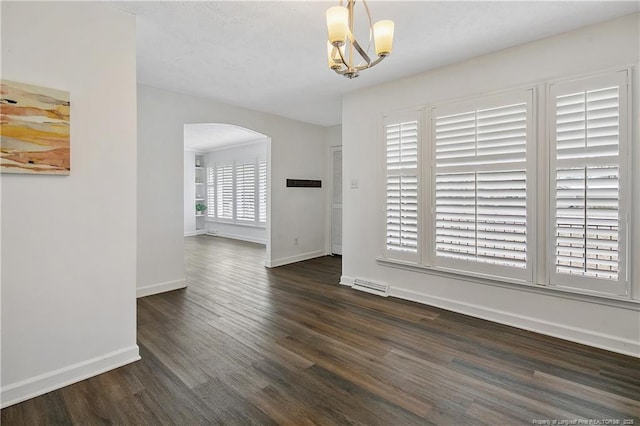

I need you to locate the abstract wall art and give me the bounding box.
[1,80,70,175]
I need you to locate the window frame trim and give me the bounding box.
[546,68,631,297]
[427,87,537,283]
[381,109,423,264]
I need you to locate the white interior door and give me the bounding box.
[331,147,343,255]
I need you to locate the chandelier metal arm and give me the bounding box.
[336,45,348,68]
[349,32,371,65]
[354,54,385,71]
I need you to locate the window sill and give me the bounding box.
[376,257,640,311]
[205,218,266,229]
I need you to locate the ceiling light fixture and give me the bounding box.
[326,0,394,79]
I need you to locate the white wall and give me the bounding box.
[342,14,640,356]
[1,2,139,406]
[327,126,342,148]
[204,140,268,244]
[184,150,197,236]
[138,85,328,295]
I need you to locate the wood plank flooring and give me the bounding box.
[3,235,639,425]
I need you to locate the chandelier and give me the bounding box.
[325,0,395,79]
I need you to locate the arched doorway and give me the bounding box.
[183,123,271,265]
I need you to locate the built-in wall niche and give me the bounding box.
[195,154,206,232]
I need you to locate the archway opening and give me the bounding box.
[183,123,271,265]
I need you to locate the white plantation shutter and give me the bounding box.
[550,70,629,296]
[384,113,419,261]
[235,162,256,222]
[432,90,533,281]
[258,160,267,224]
[207,166,216,217]
[208,159,265,226]
[216,165,233,220]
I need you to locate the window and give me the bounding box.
[549,70,629,296]
[207,166,216,216]
[215,164,233,220]
[380,69,633,299]
[235,162,256,222]
[384,113,420,262]
[207,159,267,226]
[258,160,267,224]
[430,90,534,282]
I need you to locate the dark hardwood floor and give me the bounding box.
[3,235,639,425]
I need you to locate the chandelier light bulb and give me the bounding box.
[374,20,395,56]
[327,42,344,70]
[326,6,348,46]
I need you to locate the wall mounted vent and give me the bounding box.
[286,179,322,188]
[352,278,389,297]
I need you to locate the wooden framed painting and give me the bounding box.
[0,80,70,175]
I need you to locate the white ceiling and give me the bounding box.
[184,123,267,151]
[113,1,639,127]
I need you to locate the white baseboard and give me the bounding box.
[206,231,266,245]
[266,250,326,268]
[1,345,140,408]
[340,275,354,286]
[184,230,206,237]
[389,287,640,358]
[342,274,638,357]
[136,279,186,298]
